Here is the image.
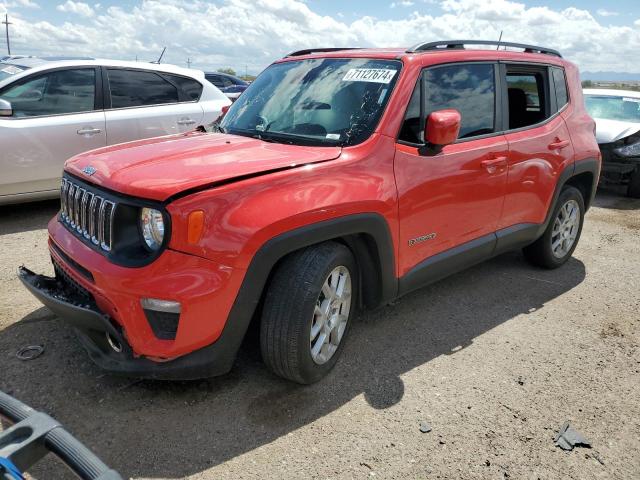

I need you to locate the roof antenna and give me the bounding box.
[152,47,166,64]
[496,30,503,50]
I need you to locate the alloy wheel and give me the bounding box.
[310,266,352,365]
[551,199,580,258]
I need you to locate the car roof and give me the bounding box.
[1,57,204,79]
[583,88,640,98]
[276,41,567,67]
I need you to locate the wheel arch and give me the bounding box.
[541,157,599,232]
[566,157,600,209]
[220,213,398,366]
[250,214,398,310]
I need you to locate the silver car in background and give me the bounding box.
[583,88,640,197]
[0,58,231,205]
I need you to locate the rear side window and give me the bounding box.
[0,68,95,117]
[107,69,179,108]
[552,67,568,109]
[166,74,203,101]
[398,64,496,143]
[506,68,549,129]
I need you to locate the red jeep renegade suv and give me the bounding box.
[20,40,600,383]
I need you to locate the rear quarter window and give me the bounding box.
[107,69,179,108]
[552,67,568,109]
[166,74,203,101]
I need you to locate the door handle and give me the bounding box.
[548,139,570,150]
[177,118,196,125]
[481,156,508,174]
[77,128,101,136]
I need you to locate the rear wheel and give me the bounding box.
[260,242,357,384]
[523,186,585,269]
[628,168,640,198]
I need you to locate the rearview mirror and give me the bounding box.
[424,109,461,154]
[0,99,12,117]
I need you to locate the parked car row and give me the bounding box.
[0,57,230,205]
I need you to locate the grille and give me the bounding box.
[53,259,93,302]
[60,178,115,252]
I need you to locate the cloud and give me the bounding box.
[391,1,415,7]
[0,0,39,13]
[596,9,618,17]
[4,0,640,74]
[56,1,93,17]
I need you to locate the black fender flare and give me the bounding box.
[209,213,398,372]
[536,157,600,238]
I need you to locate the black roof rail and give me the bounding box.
[285,47,363,57]
[407,40,562,58]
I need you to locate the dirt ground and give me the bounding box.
[0,188,638,480]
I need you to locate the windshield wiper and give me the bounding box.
[226,127,339,147]
[252,132,294,145]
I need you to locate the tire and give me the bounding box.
[628,168,640,198]
[260,242,358,384]
[523,185,585,269]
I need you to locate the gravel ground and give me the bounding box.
[0,188,638,479]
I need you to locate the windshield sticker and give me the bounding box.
[623,97,640,103]
[342,68,397,84]
[1,65,23,75]
[326,133,341,140]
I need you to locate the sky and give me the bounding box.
[1,0,640,75]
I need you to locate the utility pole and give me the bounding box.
[2,14,12,55]
[186,57,192,69]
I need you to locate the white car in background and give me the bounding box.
[583,88,640,197]
[0,58,230,205]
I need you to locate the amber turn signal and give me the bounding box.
[187,210,205,244]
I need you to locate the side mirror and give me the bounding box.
[0,99,12,117]
[424,109,461,154]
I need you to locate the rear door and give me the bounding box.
[499,64,575,229]
[394,62,509,277]
[0,67,105,198]
[103,68,204,145]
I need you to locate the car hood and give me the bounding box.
[65,132,342,201]
[594,118,640,144]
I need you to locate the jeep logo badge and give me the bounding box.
[82,166,97,176]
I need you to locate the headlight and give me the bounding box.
[614,134,640,157]
[140,207,165,250]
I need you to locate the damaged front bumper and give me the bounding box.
[18,266,236,380]
[599,143,640,184]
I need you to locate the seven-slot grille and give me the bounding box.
[60,178,115,252]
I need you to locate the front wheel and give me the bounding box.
[260,242,357,384]
[523,186,585,269]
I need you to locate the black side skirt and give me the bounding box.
[398,223,540,297]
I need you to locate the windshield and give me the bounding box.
[584,94,640,123]
[220,58,402,146]
[0,64,27,82]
